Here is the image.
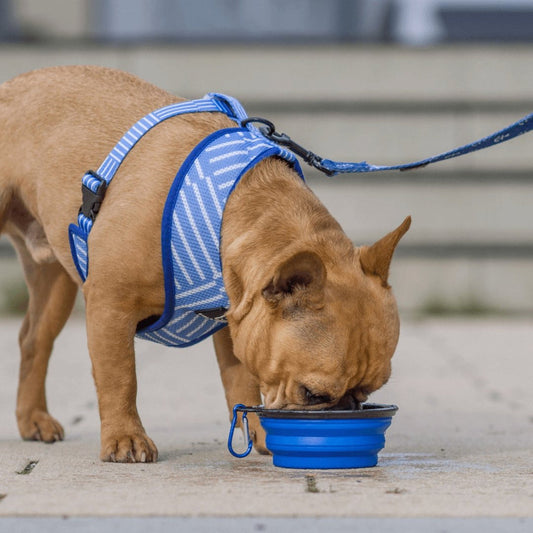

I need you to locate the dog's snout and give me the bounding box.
[302,386,332,406]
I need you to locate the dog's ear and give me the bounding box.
[263,251,326,304]
[359,216,411,287]
[230,294,253,324]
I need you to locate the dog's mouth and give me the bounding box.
[262,385,365,411]
[262,389,334,411]
[300,386,367,411]
[302,387,335,407]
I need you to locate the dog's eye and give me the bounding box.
[303,387,332,406]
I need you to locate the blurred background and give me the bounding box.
[0,0,532,317]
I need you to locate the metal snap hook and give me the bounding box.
[240,117,336,176]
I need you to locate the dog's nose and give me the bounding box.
[303,386,332,406]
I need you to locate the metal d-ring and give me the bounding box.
[227,404,253,458]
[241,116,276,137]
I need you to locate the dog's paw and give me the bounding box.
[100,430,158,463]
[248,413,271,456]
[18,410,64,443]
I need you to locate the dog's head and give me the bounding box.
[226,216,411,410]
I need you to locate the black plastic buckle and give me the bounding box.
[241,117,335,176]
[194,306,228,322]
[79,171,107,221]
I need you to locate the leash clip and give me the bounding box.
[241,117,335,176]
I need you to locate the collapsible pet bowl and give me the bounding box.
[227,403,398,469]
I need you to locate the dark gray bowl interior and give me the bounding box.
[241,403,398,420]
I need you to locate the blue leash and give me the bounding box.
[244,111,533,176]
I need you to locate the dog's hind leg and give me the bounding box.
[10,233,78,442]
[213,328,269,455]
[0,187,13,233]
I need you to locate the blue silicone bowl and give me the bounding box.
[228,403,398,469]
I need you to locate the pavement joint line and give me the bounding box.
[0,517,532,533]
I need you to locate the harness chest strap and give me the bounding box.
[69,94,242,282]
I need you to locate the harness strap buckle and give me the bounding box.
[194,306,228,322]
[79,171,107,222]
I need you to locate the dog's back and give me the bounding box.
[0,66,233,274]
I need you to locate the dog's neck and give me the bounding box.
[221,157,354,318]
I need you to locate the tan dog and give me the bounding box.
[0,66,410,462]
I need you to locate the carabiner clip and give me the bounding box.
[227,404,253,458]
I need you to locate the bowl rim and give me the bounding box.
[238,402,398,419]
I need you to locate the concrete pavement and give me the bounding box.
[0,316,531,520]
[0,517,532,533]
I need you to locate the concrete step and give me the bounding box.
[307,172,533,246]
[2,45,533,102]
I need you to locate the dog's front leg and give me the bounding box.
[85,291,157,463]
[213,328,269,455]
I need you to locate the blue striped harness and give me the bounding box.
[69,91,533,347]
[69,93,303,347]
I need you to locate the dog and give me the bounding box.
[0,65,410,462]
